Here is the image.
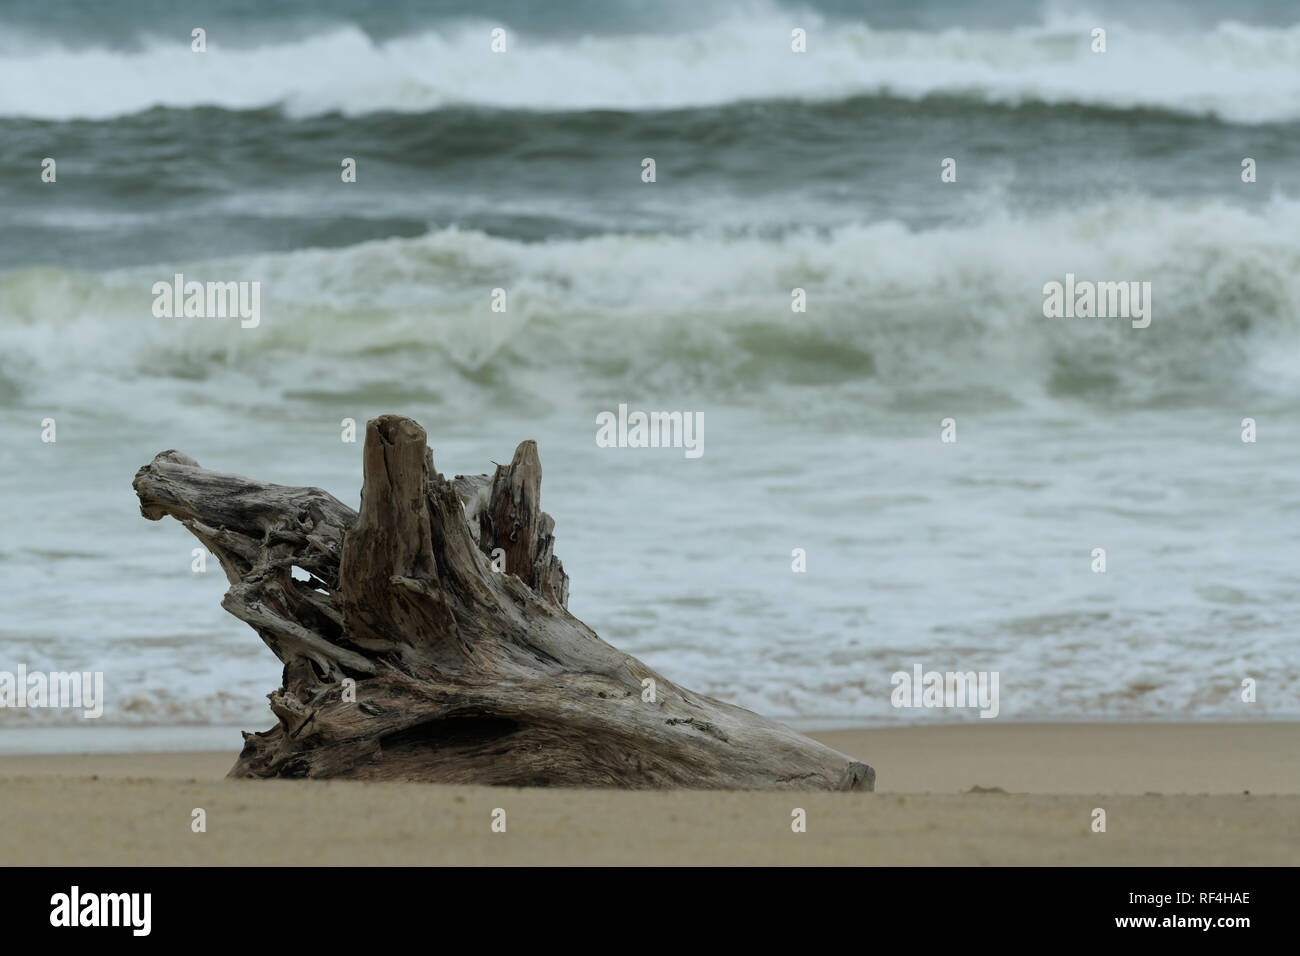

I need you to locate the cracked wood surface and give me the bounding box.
[133,415,875,791]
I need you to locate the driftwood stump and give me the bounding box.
[132,415,875,790]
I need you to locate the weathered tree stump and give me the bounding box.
[132,415,875,790]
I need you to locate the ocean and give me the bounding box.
[1,0,1298,738]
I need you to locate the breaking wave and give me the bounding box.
[2,13,1298,122]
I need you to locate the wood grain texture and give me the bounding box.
[132,415,875,791]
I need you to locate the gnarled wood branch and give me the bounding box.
[132,415,875,790]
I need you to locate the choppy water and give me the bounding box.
[1,0,1298,733]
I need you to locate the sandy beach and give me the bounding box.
[3,722,1295,866]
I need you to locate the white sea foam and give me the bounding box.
[1,196,1297,407]
[4,400,1299,728]
[3,201,1298,730]
[1,13,1298,121]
